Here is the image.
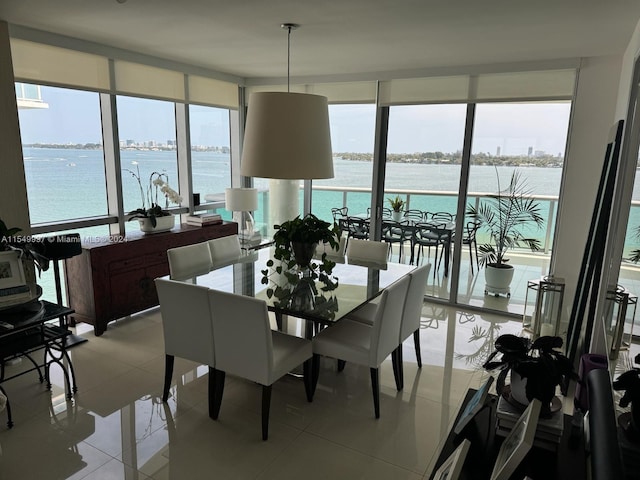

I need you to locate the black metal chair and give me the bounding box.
[345,216,369,241]
[381,219,412,262]
[412,222,448,274]
[429,212,454,222]
[332,207,349,237]
[403,209,424,222]
[462,221,480,275]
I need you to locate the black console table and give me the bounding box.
[0,300,78,428]
[429,389,586,480]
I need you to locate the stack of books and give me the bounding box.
[0,284,32,304]
[186,213,222,226]
[496,395,564,451]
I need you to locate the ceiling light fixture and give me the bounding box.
[240,23,334,180]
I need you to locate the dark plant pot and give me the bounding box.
[633,401,640,433]
[292,242,317,268]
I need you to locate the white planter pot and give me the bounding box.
[510,370,529,406]
[485,263,514,294]
[138,215,175,234]
[391,211,403,222]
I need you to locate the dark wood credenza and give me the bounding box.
[64,222,237,336]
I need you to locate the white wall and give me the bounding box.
[0,20,30,233]
[552,55,624,333]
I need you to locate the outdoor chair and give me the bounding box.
[413,222,448,273]
[381,219,412,262]
[462,221,481,275]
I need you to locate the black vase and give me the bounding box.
[291,242,317,268]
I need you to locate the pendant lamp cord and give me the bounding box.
[286,25,291,93]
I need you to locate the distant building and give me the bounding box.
[496,146,501,156]
[527,146,533,157]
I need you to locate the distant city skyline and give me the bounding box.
[17,84,571,157]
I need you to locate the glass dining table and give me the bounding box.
[163,247,416,337]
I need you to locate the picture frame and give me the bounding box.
[0,251,26,290]
[490,398,542,480]
[454,375,494,434]
[432,439,471,480]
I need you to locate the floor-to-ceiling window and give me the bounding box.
[189,104,231,217]
[311,103,376,221]
[462,102,571,314]
[384,104,467,300]
[18,84,108,225]
[117,96,179,233]
[17,83,110,301]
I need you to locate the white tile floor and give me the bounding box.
[0,303,525,480]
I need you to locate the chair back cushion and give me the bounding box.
[400,264,431,341]
[167,242,212,279]
[346,238,387,264]
[314,234,347,260]
[155,278,215,366]
[208,289,272,385]
[208,235,242,268]
[370,275,410,365]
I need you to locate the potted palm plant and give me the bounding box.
[466,169,544,295]
[387,195,406,221]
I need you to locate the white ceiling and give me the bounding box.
[2,0,640,81]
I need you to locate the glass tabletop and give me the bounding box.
[166,248,416,325]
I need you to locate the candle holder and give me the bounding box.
[605,284,637,360]
[523,275,565,339]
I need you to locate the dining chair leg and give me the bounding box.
[208,366,216,418]
[413,329,422,368]
[337,359,346,372]
[468,244,474,275]
[262,384,272,440]
[162,354,174,402]
[311,354,321,396]
[303,359,314,402]
[211,368,225,420]
[370,367,380,419]
[392,346,404,391]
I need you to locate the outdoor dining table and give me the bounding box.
[344,214,456,275]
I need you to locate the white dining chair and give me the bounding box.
[167,241,213,279]
[349,263,430,389]
[208,234,242,268]
[314,234,347,260]
[155,278,216,416]
[346,238,388,265]
[310,275,410,418]
[208,289,313,440]
[396,263,431,388]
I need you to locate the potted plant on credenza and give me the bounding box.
[466,169,544,297]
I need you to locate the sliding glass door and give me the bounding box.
[460,102,571,314]
[384,104,467,301]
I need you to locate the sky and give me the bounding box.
[17,84,571,156]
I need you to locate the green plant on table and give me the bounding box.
[387,195,405,213]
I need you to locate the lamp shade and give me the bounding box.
[225,187,258,211]
[240,92,334,179]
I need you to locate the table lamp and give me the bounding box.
[225,187,259,245]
